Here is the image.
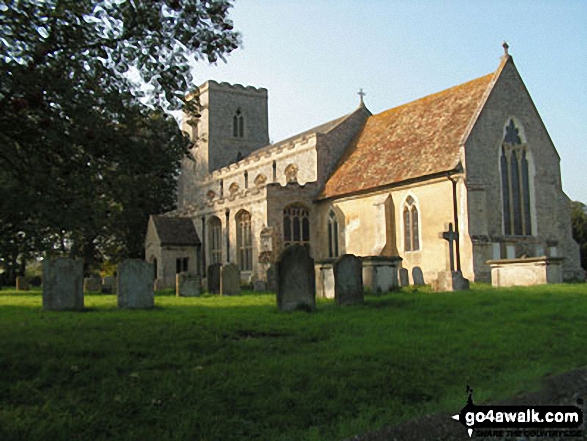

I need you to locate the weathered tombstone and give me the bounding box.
[101,276,116,294]
[432,270,470,292]
[117,260,154,309]
[276,245,316,312]
[412,267,425,286]
[16,276,30,291]
[43,258,84,311]
[220,263,240,296]
[254,280,267,292]
[84,276,102,292]
[207,263,222,294]
[176,273,201,297]
[334,254,363,306]
[399,268,409,287]
[266,265,277,292]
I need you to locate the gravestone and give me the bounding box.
[42,258,84,311]
[254,280,267,292]
[276,245,316,312]
[334,254,363,306]
[176,273,201,297]
[432,270,470,292]
[412,267,425,286]
[117,260,154,308]
[207,263,222,294]
[220,263,240,296]
[399,268,409,287]
[84,276,102,292]
[101,276,116,294]
[266,265,277,292]
[16,276,30,291]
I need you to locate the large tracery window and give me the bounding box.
[403,196,420,252]
[209,216,222,264]
[500,119,532,236]
[236,210,253,272]
[283,204,310,250]
[327,210,339,258]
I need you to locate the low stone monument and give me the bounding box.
[412,267,425,286]
[334,254,363,306]
[117,260,154,308]
[16,276,30,291]
[220,263,240,296]
[176,273,201,297]
[399,268,409,287]
[276,245,316,312]
[84,276,102,292]
[487,257,564,287]
[362,256,402,293]
[432,270,470,292]
[43,258,84,311]
[207,263,222,294]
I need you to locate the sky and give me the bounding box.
[190,0,587,203]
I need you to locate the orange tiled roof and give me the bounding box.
[320,72,495,199]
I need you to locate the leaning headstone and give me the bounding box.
[412,266,425,286]
[16,276,30,291]
[176,273,201,297]
[266,265,277,292]
[84,276,102,293]
[276,245,316,312]
[43,258,84,311]
[254,280,267,292]
[207,263,222,294]
[334,254,363,306]
[399,268,409,287]
[220,263,240,296]
[117,260,154,309]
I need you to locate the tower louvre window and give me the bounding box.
[233,109,244,138]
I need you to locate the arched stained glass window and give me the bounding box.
[236,210,252,271]
[209,216,222,264]
[500,119,532,236]
[403,196,420,252]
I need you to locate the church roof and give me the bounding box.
[152,215,200,246]
[320,71,496,199]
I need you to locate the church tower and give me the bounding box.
[178,81,269,207]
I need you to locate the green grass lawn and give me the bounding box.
[1,283,586,441]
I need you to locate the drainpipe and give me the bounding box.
[447,173,462,272]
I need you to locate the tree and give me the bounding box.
[0,1,239,281]
[571,201,587,271]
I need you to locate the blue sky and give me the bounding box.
[191,0,587,203]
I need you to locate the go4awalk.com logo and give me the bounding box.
[452,386,584,438]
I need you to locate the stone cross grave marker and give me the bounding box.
[220,263,240,296]
[442,222,459,272]
[207,263,222,294]
[117,260,154,309]
[276,245,316,312]
[399,268,409,287]
[412,266,425,286]
[176,273,201,297]
[334,254,363,306]
[43,258,84,311]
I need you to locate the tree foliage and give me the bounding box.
[571,201,587,270]
[0,1,239,282]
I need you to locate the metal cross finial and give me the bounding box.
[358,88,366,104]
[502,41,509,57]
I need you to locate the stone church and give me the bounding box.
[145,47,582,290]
